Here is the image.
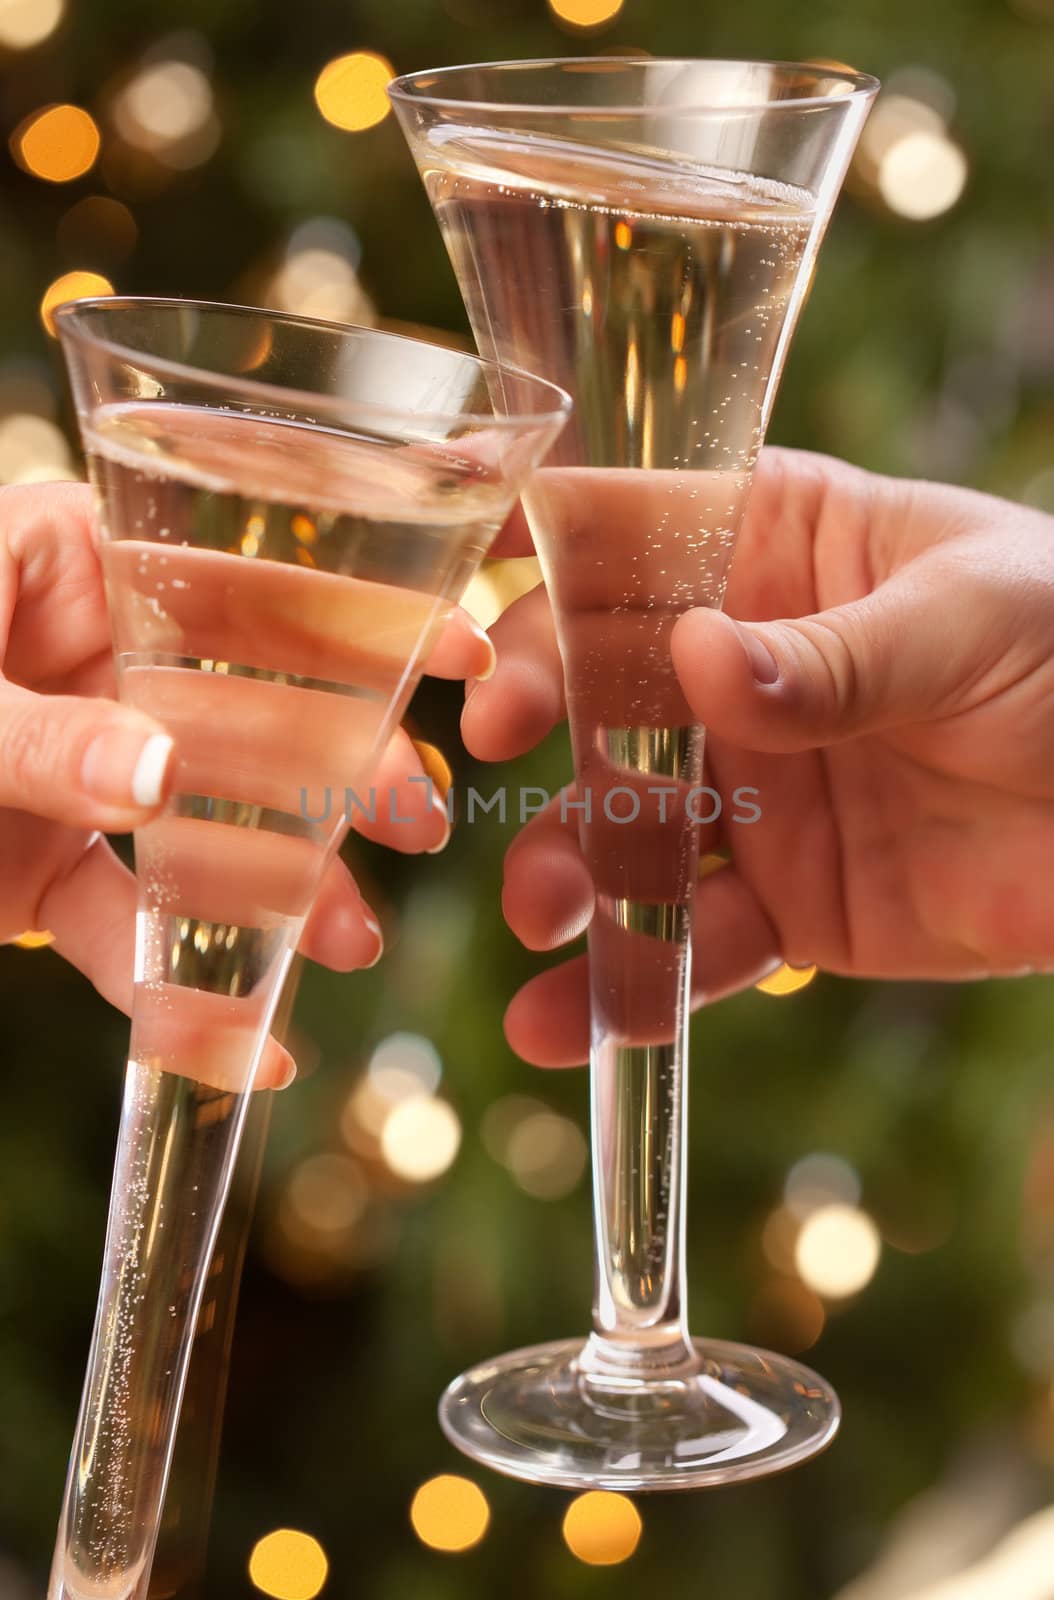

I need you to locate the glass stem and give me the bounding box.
[575,722,703,1382]
[48,943,298,1600]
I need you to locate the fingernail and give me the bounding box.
[732,620,779,685]
[474,638,497,681]
[362,909,384,968]
[82,728,174,808]
[275,1051,298,1091]
[464,614,497,676]
[426,799,452,855]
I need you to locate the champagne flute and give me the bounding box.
[392,57,877,1490]
[49,299,569,1600]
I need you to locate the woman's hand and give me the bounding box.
[0,482,494,1084]
[466,449,1054,1066]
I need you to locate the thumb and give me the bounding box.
[671,567,967,753]
[0,683,174,829]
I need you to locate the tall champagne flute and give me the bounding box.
[392,58,877,1489]
[50,299,569,1600]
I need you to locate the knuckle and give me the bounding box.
[795,618,862,723]
[1,696,87,802]
[2,699,55,793]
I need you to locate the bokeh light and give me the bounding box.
[40,270,114,335]
[341,1035,444,1155]
[504,1109,588,1200]
[756,962,818,996]
[481,1094,549,1158]
[461,558,542,630]
[878,129,968,220]
[795,1203,882,1299]
[412,739,454,805]
[0,0,63,50]
[548,0,624,29]
[286,1153,366,1234]
[14,104,99,182]
[112,59,218,168]
[785,1152,862,1218]
[248,1529,328,1600]
[314,52,395,132]
[748,1276,826,1354]
[562,1492,642,1565]
[270,217,374,325]
[380,1095,461,1182]
[368,1031,442,1102]
[11,929,55,948]
[858,91,946,170]
[409,1475,490,1552]
[761,1205,801,1273]
[0,414,73,483]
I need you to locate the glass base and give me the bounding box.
[438,1336,840,1491]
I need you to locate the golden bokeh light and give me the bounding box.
[563,1491,642,1566]
[11,929,55,948]
[286,1153,366,1234]
[0,0,63,50]
[410,1474,490,1552]
[380,1094,461,1183]
[14,104,100,183]
[460,570,503,629]
[504,1109,587,1200]
[270,246,374,325]
[878,129,968,220]
[548,0,624,29]
[113,60,218,169]
[314,52,395,132]
[795,1203,882,1299]
[40,270,114,336]
[412,740,454,804]
[461,558,542,630]
[756,962,818,996]
[760,1205,800,1273]
[248,1528,329,1600]
[748,1276,826,1354]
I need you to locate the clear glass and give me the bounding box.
[50,299,569,1599]
[392,57,878,1489]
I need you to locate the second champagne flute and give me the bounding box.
[392,56,877,1490]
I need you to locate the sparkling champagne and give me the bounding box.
[427,131,813,1138]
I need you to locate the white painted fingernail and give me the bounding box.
[82,727,174,809]
[131,734,175,806]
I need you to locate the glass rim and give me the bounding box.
[388,56,881,118]
[53,295,573,431]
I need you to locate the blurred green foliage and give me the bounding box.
[1,1,1053,1597]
